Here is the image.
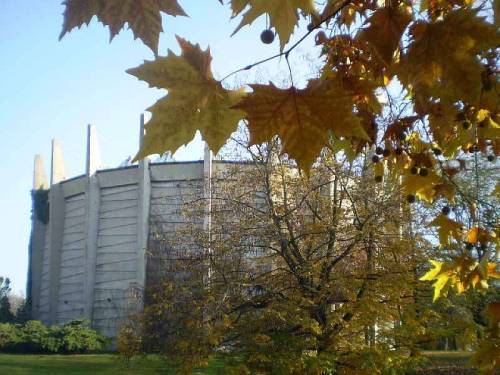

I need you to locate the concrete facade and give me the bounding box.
[28,121,242,339]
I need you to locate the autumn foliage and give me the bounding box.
[58,0,498,372]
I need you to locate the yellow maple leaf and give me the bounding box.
[231,0,316,50]
[398,9,500,107]
[329,136,358,162]
[467,227,494,245]
[402,168,442,202]
[427,103,462,157]
[420,260,454,301]
[488,263,500,279]
[420,260,444,281]
[127,36,245,159]
[429,214,462,246]
[357,6,411,66]
[421,257,498,302]
[233,76,377,172]
[60,0,187,54]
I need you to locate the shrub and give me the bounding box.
[0,323,21,348]
[59,319,109,353]
[117,323,142,367]
[0,320,109,354]
[17,320,59,353]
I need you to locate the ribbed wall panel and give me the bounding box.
[147,180,203,287]
[38,226,50,324]
[56,193,86,324]
[92,184,139,336]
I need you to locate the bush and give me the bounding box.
[19,320,59,353]
[0,323,21,348]
[0,319,109,354]
[117,323,142,367]
[60,319,109,353]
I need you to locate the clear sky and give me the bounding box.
[0,1,318,293]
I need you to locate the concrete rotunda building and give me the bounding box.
[28,116,236,339]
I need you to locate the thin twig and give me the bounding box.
[220,0,352,82]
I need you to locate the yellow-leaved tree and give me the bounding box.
[59,0,499,372]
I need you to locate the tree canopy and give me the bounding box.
[57,0,499,372]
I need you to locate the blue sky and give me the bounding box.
[0,1,318,292]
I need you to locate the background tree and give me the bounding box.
[0,277,14,323]
[139,138,455,373]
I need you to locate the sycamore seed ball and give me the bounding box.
[260,29,275,44]
[432,148,442,156]
[407,194,416,203]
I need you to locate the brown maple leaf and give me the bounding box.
[60,0,187,54]
[234,77,377,171]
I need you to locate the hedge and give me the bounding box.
[0,319,109,354]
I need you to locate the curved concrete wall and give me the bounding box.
[29,149,240,338]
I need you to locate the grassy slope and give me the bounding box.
[0,352,478,374]
[0,354,226,375]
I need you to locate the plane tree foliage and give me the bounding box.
[58,0,499,371]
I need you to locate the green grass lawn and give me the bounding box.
[0,354,227,374]
[0,352,477,374]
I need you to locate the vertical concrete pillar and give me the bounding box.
[203,143,213,279]
[136,114,151,310]
[48,140,66,325]
[203,143,213,234]
[86,124,101,175]
[83,125,101,321]
[50,139,66,186]
[33,155,49,191]
[29,155,49,319]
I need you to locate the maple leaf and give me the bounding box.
[429,214,462,246]
[231,0,316,50]
[127,36,245,159]
[383,116,418,141]
[433,183,456,202]
[60,0,187,54]
[357,6,411,66]
[420,257,497,301]
[402,168,441,202]
[398,9,500,107]
[233,76,377,172]
[427,103,462,156]
[466,227,494,245]
[496,0,500,27]
[488,263,500,279]
[420,260,453,301]
[329,136,358,162]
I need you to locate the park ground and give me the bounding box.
[0,351,479,374]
